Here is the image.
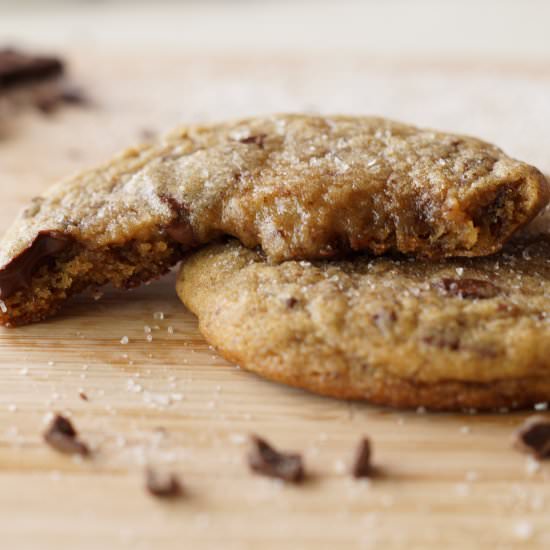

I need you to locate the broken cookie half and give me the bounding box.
[0,114,548,326]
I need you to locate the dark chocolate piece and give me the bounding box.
[0,48,63,90]
[285,297,298,308]
[247,435,304,483]
[0,231,73,299]
[145,467,183,498]
[165,222,196,246]
[161,196,198,247]
[351,437,372,478]
[515,416,550,459]
[435,277,500,299]
[239,134,267,148]
[43,414,90,457]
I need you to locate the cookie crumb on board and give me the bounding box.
[247,435,305,483]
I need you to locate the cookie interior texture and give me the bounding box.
[176,209,550,411]
[1,114,548,326]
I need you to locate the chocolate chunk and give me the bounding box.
[247,435,304,483]
[436,277,500,299]
[0,48,64,89]
[515,416,550,459]
[285,297,298,308]
[145,467,183,498]
[166,222,196,246]
[239,134,267,148]
[43,414,90,457]
[160,196,198,247]
[0,231,73,300]
[422,332,460,351]
[351,437,372,478]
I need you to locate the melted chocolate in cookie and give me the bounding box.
[0,231,73,299]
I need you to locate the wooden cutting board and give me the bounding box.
[0,49,549,550]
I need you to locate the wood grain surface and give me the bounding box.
[1,48,549,550]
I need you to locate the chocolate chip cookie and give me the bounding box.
[176,208,550,411]
[1,115,548,326]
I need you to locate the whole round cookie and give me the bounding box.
[0,114,548,326]
[177,211,550,411]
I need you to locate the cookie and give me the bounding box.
[1,114,548,326]
[176,208,550,411]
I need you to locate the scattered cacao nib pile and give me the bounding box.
[145,467,183,499]
[38,416,550,500]
[0,47,87,116]
[43,414,90,457]
[514,416,550,459]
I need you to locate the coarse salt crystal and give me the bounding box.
[525,456,540,476]
[513,520,534,541]
[0,300,7,313]
[153,311,164,321]
[455,267,464,276]
[229,433,246,445]
[146,334,153,343]
[465,471,478,482]
[534,402,548,411]
[120,336,129,345]
[334,459,346,474]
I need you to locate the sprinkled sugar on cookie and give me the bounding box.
[0,114,547,326]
